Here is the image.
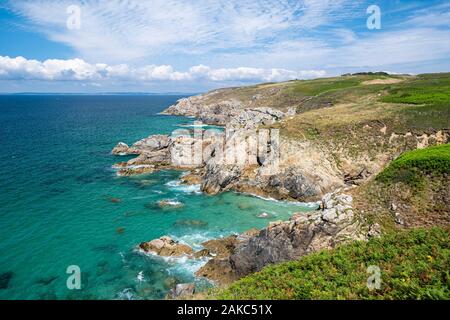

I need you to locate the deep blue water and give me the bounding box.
[0,95,313,300]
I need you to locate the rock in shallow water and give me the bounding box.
[111,142,139,155]
[173,219,208,228]
[138,236,193,257]
[0,271,14,290]
[157,199,184,208]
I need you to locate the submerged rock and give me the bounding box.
[157,199,184,208]
[35,275,59,286]
[107,197,122,204]
[163,276,179,289]
[0,271,14,290]
[116,227,125,234]
[138,236,193,257]
[174,219,208,228]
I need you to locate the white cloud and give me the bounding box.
[0,56,326,83]
[7,0,360,63]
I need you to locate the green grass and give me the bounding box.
[376,144,450,187]
[380,73,450,131]
[215,227,450,300]
[285,77,362,97]
[381,73,450,105]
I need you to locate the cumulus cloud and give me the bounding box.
[0,56,326,83]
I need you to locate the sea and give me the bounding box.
[0,95,314,300]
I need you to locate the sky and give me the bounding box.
[0,0,449,93]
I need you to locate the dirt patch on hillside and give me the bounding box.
[362,78,404,85]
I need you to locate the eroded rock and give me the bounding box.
[138,236,193,257]
[229,192,364,277]
[169,283,196,299]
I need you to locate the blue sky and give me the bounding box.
[0,0,449,93]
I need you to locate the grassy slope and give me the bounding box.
[354,144,450,231]
[214,227,450,300]
[276,73,449,131]
[377,143,450,187]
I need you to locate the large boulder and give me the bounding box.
[133,135,170,152]
[138,236,193,257]
[201,235,238,259]
[229,192,365,277]
[201,164,242,194]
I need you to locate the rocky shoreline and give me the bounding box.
[136,190,373,298]
[112,90,448,298]
[112,95,346,202]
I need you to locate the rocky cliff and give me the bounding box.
[113,73,449,291]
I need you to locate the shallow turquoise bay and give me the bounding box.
[0,95,314,299]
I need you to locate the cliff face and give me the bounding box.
[117,74,448,202]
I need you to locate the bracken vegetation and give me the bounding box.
[214,227,450,300]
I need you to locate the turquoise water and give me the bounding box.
[0,95,314,300]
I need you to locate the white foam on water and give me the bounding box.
[173,232,216,250]
[166,256,209,277]
[158,199,183,206]
[236,191,319,209]
[131,195,154,200]
[116,288,136,300]
[166,180,202,194]
[176,123,208,128]
[136,271,145,283]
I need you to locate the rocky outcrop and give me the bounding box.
[194,235,241,284]
[194,192,366,284]
[111,142,139,155]
[133,135,170,151]
[138,236,193,257]
[168,283,196,299]
[163,94,295,128]
[112,135,175,175]
[112,128,345,201]
[157,199,184,208]
[201,164,242,194]
[230,192,365,277]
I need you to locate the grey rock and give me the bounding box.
[133,135,170,152]
[111,142,139,155]
[169,283,196,299]
[201,164,241,194]
[368,223,382,238]
[229,192,365,277]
